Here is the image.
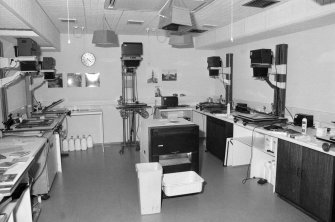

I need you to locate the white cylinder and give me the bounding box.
[81,135,87,150]
[75,136,81,151]
[87,135,93,148]
[68,136,75,151]
[227,103,230,115]
[62,139,69,152]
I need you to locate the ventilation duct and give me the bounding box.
[168,34,194,48]
[158,0,192,31]
[243,0,279,8]
[92,30,119,47]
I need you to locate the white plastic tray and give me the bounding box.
[162,171,204,197]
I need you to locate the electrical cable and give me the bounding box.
[66,0,71,44]
[241,124,264,184]
[285,107,294,121]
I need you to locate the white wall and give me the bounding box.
[216,24,335,123]
[39,34,215,142]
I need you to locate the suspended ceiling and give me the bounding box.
[0,0,332,49]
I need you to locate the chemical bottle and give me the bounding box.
[301,118,307,135]
[68,136,75,151]
[62,139,69,152]
[81,135,87,150]
[87,135,93,148]
[227,103,231,115]
[75,136,81,151]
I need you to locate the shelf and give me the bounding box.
[233,136,274,157]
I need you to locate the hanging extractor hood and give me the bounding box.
[158,5,192,31]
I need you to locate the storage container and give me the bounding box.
[135,162,162,215]
[162,171,204,197]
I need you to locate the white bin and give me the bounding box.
[162,171,204,197]
[135,162,163,215]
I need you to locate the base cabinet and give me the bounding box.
[206,116,233,161]
[276,139,335,222]
[31,135,58,196]
[192,111,206,137]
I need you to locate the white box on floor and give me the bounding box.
[162,171,204,197]
[135,162,163,215]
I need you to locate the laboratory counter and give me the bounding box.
[192,109,334,157]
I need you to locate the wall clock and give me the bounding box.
[81,52,96,67]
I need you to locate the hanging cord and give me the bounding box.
[67,0,71,44]
[230,0,234,42]
[241,124,264,184]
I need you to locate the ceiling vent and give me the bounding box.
[243,0,279,8]
[59,18,77,23]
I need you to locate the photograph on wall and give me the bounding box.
[67,73,82,87]
[48,73,63,88]
[85,72,100,87]
[162,69,177,81]
[147,67,159,84]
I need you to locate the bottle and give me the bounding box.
[68,136,75,151]
[301,118,307,135]
[81,135,87,150]
[227,103,230,115]
[87,135,93,148]
[62,139,69,152]
[75,136,81,151]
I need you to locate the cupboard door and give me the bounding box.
[300,148,334,222]
[276,139,302,205]
[206,116,216,157]
[206,116,233,161]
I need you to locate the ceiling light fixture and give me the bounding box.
[127,20,145,25]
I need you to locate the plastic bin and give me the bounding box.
[162,171,204,197]
[135,162,163,215]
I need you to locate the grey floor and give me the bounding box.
[38,141,315,222]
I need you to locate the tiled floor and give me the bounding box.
[38,143,315,222]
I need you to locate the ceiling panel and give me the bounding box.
[0,4,30,30]
[0,0,293,38]
[193,0,290,29]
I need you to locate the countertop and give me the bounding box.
[0,136,47,196]
[193,109,335,156]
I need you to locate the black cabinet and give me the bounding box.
[276,139,335,222]
[149,125,199,174]
[206,116,233,162]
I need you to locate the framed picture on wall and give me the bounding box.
[48,73,63,88]
[67,73,82,87]
[85,73,100,87]
[162,69,177,81]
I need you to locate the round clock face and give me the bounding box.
[81,52,96,67]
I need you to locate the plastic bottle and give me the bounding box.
[81,135,87,150]
[87,135,93,148]
[62,139,69,152]
[68,136,75,151]
[301,118,307,135]
[227,103,231,115]
[75,136,81,151]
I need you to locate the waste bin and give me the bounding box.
[135,162,163,215]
